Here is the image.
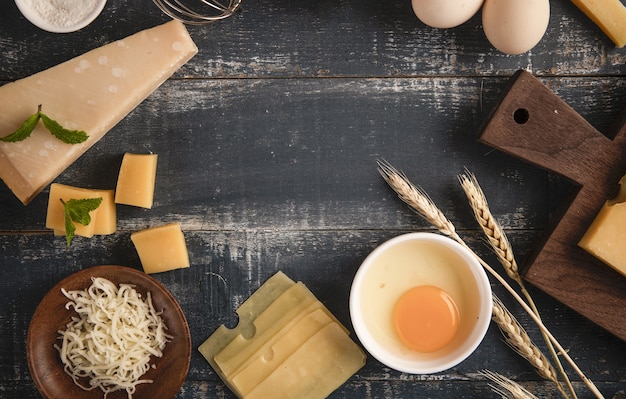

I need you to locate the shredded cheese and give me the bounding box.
[54,277,172,398]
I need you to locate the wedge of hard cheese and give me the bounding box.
[579,175,626,277]
[571,0,626,47]
[0,20,198,204]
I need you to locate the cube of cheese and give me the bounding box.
[579,175,626,277]
[46,183,103,238]
[0,20,197,204]
[91,189,116,235]
[115,153,158,208]
[131,223,190,274]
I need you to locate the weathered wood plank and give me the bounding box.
[1,231,625,398]
[1,77,623,233]
[0,0,625,81]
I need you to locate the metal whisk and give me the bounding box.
[152,0,242,25]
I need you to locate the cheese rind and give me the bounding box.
[579,175,626,276]
[115,153,158,208]
[571,0,626,47]
[0,20,198,204]
[131,222,190,274]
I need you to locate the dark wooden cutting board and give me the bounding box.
[478,70,626,341]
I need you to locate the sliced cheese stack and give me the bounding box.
[579,175,626,276]
[46,183,116,237]
[0,20,198,204]
[199,271,365,399]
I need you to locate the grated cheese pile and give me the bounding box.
[54,277,172,398]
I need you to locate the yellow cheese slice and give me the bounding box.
[199,271,296,363]
[245,323,366,399]
[571,0,626,47]
[46,183,102,238]
[115,153,158,208]
[230,308,335,396]
[0,20,198,204]
[579,175,626,276]
[130,222,190,273]
[214,282,319,377]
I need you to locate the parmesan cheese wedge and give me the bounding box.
[0,20,198,204]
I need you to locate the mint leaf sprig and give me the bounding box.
[61,197,102,247]
[1,105,88,144]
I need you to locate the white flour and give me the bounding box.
[25,0,100,29]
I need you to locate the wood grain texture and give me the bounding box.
[479,70,626,341]
[1,0,625,398]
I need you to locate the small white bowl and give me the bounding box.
[15,0,107,33]
[350,232,492,374]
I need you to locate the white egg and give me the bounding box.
[482,0,550,55]
[411,0,484,29]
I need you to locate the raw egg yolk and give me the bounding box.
[392,285,460,352]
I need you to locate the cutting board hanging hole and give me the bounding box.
[513,108,530,124]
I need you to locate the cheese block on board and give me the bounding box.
[0,20,198,204]
[571,0,626,47]
[579,175,626,276]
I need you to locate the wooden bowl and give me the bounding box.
[27,265,191,399]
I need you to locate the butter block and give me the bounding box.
[115,153,158,208]
[0,20,198,204]
[131,222,190,274]
[571,0,626,47]
[46,183,103,238]
[579,175,626,276]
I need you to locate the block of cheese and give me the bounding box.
[91,189,116,235]
[0,20,198,204]
[115,153,158,208]
[53,189,116,236]
[198,271,365,399]
[579,175,626,276]
[571,0,626,47]
[46,183,103,238]
[131,222,190,274]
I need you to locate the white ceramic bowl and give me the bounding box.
[350,232,492,374]
[15,0,107,33]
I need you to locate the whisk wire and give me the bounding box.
[152,0,242,25]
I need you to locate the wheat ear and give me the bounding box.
[459,171,576,399]
[491,296,568,398]
[480,370,539,399]
[376,159,604,399]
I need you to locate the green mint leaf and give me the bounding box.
[61,197,103,247]
[40,113,89,144]
[0,112,41,142]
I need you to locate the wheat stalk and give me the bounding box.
[491,296,567,397]
[459,171,576,399]
[480,370,539,399]
[376,159,604,399]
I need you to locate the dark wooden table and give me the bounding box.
[1,1,625,398]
